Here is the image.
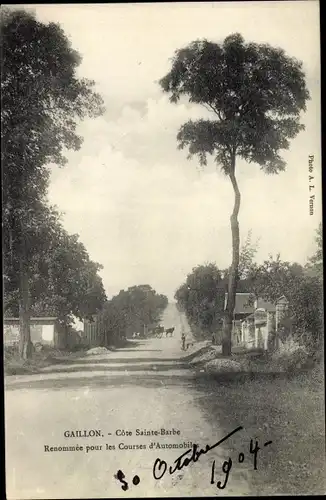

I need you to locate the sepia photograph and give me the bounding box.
[2,1,324,498]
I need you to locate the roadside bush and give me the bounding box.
[198,345,318,376]
[270,346,314,373]
[205,358,243,373]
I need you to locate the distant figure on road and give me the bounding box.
[165,327,175,337]
[181,332,186,350]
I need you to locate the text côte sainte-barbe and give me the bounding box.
[116,428,181,436]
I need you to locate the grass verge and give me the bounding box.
[4,344,88,376]
[195,364,325,495]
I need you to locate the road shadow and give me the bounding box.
[109,349,161,353]
[35,343,211,366]
[5,369,299,392]
[5,372,197,391]
[29,362,190,375]
[47,356,188,365]
[193,370,301,388]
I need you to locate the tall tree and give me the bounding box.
[159,33,310,355]
[3,201,107,348]
[1,8,104,358]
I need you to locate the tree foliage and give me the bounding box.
[1,7,105,256]
[175,233,259,338]
[1,8,104,248]
[246,254,322,349]
[4,201,107,324]
[1,6,104,252]
[1,8,104,172]
[1,8,105,357]
[30,232,107,323]
[96,285,168,345]
[159,34,309,174]
[238,230,259,279]
[175,264,225,336]
[175,225,323,351]
[288,275,323,350]
[305,223,323,279]
[246,255,305,303]
[159,33,310,355]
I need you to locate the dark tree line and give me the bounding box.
[1,8,106,357]
[2,8,170,358]
[93,285,168,346]
[245,225,323,351]
[175,225,323,351]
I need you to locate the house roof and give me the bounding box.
[276,295,289,304]
[224,293,254,314]
[255,298,276,312]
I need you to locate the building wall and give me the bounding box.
[240,310,276,351]
[241,318,255,347]
[3,324,54,345]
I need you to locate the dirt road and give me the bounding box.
[5,306,254,499]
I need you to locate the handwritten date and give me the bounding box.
[114,469,140,491]
[114,427,272,493]
[211,439,273,490]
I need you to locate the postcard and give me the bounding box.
[2,2,324,498]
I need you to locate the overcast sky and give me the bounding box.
[24,2,321,301]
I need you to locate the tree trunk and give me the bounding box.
[222,155,241,357]
[18,256,33,360]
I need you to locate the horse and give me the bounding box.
[165,327,175,337]
[154,326,165,338]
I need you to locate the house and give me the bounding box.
[240,309,275,350]
[224,293,277,349]
[239,296,289,351]
[224,293,255,344]
[224,292,254,317]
